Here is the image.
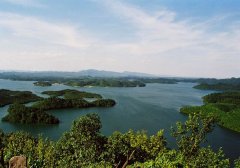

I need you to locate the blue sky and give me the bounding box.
[0,0,239,77]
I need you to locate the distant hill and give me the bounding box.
[0,69,155,79]
[77,69,155,77]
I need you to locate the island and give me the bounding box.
[64,78,146,87]
[42,89,102,99]
[180,92,240,132]
[2,103,59,124]
[33,81,52,87]
[193,83,240,91]
[2,89,116,124]
[140,78,178,84]
[192,77,240,91]
[0,89,42,107]
[32,97,116,110]
[31,78,146,87]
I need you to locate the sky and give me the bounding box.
[0,0,240,78]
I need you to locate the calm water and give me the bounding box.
[0,79,239,161]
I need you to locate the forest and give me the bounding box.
[193,83,240,91]
[42,89,102,99]
[2,103,59,124]
[32,97,116,110]
[0,113,239,167]
[63,78,146,87]
[180,92,240,132]
[0,89,42,107]
[2,89,116,124]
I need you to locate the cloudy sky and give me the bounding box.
[0,0,239,77]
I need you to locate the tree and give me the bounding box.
[0,130,5,167]
[55,114,107,167]
[103,129,166,167]
[235,158,240,168]
[171,113,229,167]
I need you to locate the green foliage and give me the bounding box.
[103,129,166,167]
[55,114,107,167]
[171,114,215,160]
[0,89,42,107]
[235,158,240,168]
[190,147,229,168]
[0,130,5,167]
[132,114,229,168]
[4,132,56,167]
[2,103,59,124]
[4,132,36,166]
[42,89,102,99]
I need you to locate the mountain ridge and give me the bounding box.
[0,69,156,78]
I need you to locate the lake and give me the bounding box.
[0,79,239,161]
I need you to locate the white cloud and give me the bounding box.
[98,0,240,77]
[101,0,201,52]
[0,12,96,48]
[102,0,240,54]
[0,1,239,78]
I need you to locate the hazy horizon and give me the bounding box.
[0,68,237,79]
[0,0,239,78]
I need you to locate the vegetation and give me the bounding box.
[0,113,238,167]
[1,89,115,125]
[195,77,240,85]
[0,89,42,107]
[32,97,116,110]
[180,92,240,132]
[33,81,52,87]
[192,77,240,91]
[64,78,146,87]
[140,78,178,84]
[91,99,116,107]
[194,83,240,91]
[2,103,59,124]
[203,92,240,105]
[42,89,102,99]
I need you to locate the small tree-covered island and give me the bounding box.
[42,89,102,99]
[2,103,60,124]
[33,81,52,87]
[1,89,116,124]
